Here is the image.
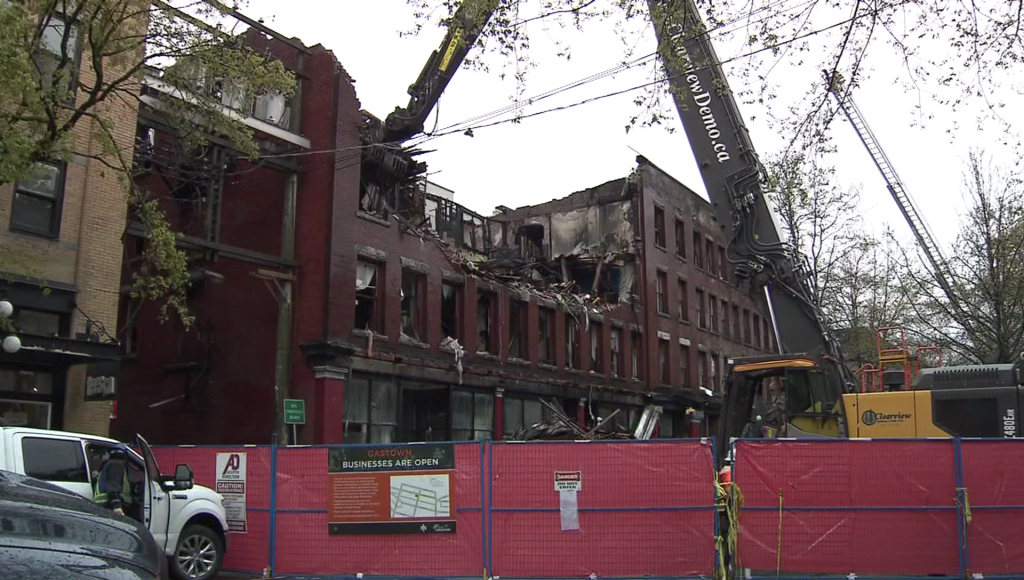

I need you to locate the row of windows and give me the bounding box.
[355,259,651,380]
[652,206,730,280]
[654,271,774,351]
[343,376,681,444]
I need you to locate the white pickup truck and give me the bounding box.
[0,427,229,580]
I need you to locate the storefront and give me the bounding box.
[1,281,119,431]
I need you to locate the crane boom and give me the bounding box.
[646,0,850,377]
[825,74,959,307]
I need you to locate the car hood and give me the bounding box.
[0,470,162,577]
[172,482,226,512]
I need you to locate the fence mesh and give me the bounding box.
[962,439,1024,575]
[732,439,960,577]
[151,445,272,573]
[273,442,485,577]
[489,439,716,578]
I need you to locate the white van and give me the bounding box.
[0,427,229,580]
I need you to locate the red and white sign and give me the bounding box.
[554,471,582,492]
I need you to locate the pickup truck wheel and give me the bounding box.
[170,524,223,580]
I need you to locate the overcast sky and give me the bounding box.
[238,0,1020,251]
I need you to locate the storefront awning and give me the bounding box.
[1,333,120,367]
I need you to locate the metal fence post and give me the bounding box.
[268,443,279,577]
[480,440,487,579]
[953,436,969,577]
[487,438,494,577]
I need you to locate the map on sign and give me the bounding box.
[390,474,451,518]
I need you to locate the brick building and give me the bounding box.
[0,13,136,435]
[112,27,773,445]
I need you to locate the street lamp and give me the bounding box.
[0,299,20,354]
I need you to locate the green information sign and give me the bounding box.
[284,399,305,425]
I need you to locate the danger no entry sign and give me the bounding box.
[554,471,582,492]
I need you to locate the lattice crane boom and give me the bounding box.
[825,73,959,306]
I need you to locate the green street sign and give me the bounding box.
[284,399,306,425]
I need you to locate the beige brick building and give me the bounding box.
[0,12,137,436]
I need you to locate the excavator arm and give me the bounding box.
[383,0,498,143]
[647,0,851,371]
[646,0,855,453]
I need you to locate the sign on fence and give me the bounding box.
[554,471,582,491]
[326,443,456,534]
[215,452,247,533]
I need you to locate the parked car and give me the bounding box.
[0,468,166,578]
[0,428,228,580]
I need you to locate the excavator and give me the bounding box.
[375,0,1022,460]
[645,0,1024,452]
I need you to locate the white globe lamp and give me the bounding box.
[2,335,20,354]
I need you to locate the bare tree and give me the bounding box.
[896,150,1024,364]
[763,153,863,315]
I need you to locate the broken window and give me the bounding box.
[401,269,426,341]
[719,245,728,279]
[696,289,705,329]
[538,307,554,363]
[516,224,545,260]
[706,238,716,275]
[344,376,398,444]
[743,309,751,345]
[509,299,528,359]
[693,230,703,269]
[355,260,384,333]
[721,299,729,339]
[678,279,689,322]
[656,271,668,315]
[631,331,644,381]
[675,218,685,257]
[610,327,623,377]
[441,282,462,343]
[733,305,741,341]
[753,313,762,349]
[566,313,581,370]
[477,291,496,354]
[679,344,690,387]
[452,389,494,441]
[698,351,708,389]
[658,338,670,385]
[654,206,666,248]
[503,396,549,438]
[709,294,719,333]
[590,321,604,374]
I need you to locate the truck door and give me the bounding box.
[12,432,91,498]
[136,434,171,550]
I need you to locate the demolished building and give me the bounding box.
[111,19,774,445]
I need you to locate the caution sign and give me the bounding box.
[554,471,582,491]
[215,453,247,533]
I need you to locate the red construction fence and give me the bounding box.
[151,439,718,578]
[731,438,1024,579]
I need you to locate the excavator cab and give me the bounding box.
[718,354,848,464]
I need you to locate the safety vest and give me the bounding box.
[92,461,132,506]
